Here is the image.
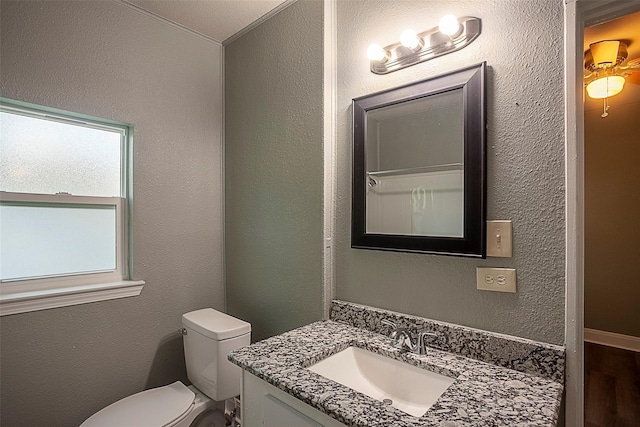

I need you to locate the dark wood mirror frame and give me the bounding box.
[352,62,487,257]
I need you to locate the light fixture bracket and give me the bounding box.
[370,16,481,75]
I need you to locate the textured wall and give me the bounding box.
[584,101,640,338]
[336,0,565,345]
[370,95,464,171]
[225,0,324,342]
[0,2,224,426]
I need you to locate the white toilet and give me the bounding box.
[81,308,251,427]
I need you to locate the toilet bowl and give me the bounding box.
[81,309,250,427]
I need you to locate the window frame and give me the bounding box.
[0,98,144,316]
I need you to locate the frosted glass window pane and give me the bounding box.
[0,204,117,281]
[0,112,122,197]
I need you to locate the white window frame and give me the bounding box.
[0,99,144,316]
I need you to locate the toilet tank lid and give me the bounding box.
[182,308,251,340]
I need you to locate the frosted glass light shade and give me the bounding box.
[586,75,625,99]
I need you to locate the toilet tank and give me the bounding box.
[182,308,251,401]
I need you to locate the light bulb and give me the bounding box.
[439,14,460,36]
[400,29,420,50]
[367,44,388,62]
[586,75,625,99]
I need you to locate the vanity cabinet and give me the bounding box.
[242,371,345,427]
[229,307,565,427]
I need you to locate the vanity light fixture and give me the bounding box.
[400,29,421,50]
[367,44,389,62]
[438,14,461,36]
[366,15,481,75]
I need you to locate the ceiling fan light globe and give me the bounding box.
[586,75,625,99]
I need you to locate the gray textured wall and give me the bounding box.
[373,102,464,171]
[336,0,566,345]
[225,0,324,342]
[0,2,224,426]
[584,100,640,338]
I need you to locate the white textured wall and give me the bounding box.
[336,0,566,345]
[0,2,224,426]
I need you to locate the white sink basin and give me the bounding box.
[308,347,455,417]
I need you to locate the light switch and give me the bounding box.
[486,220,512,257]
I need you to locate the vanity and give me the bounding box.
[228,301,565,426]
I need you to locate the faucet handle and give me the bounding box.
[415,330,438,354]
[381,319,397,329]
[380,319,398,339]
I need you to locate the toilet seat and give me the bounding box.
[80,381,195,427]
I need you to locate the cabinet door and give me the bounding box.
[242,371,345,427]
[264,395,323,427]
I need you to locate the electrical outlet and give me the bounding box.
[486,220,513,257]
[476,267,516,293]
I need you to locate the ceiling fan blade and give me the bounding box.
[590,40,621,67]
[625,57,640,68]
[626,72,640,85]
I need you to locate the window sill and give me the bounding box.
[0,280,145,316]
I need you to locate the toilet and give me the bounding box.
[81,308,250,427]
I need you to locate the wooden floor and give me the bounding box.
[584,342,640,427]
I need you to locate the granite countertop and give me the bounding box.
[228,317,564,427]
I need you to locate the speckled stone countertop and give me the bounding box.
[228,301,565,427]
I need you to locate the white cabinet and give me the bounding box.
[242,371,346,427]
[263,395,323,427]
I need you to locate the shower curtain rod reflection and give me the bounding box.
[367,163,463,178]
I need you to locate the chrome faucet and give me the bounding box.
[381,319,437,355]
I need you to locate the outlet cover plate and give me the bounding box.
[476,267,516,293]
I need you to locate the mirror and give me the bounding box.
[352,62,486,257]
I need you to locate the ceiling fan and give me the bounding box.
[584,40,640,117]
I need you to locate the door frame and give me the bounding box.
[564,1,640,425]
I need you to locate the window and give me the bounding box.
[0,99,144,315]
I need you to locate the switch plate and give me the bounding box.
[476,267,517,293]
[486,220,513,257]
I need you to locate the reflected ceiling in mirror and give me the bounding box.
[352,63,486,257]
